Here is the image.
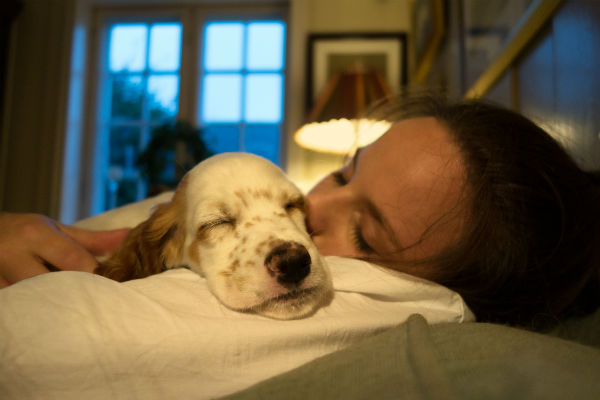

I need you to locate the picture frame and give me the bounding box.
[305,33,407,112]
[412,0,445,82]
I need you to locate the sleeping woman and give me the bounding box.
[1,94,599,329]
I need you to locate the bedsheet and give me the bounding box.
[0,256,473,399]
[224,314,600,400]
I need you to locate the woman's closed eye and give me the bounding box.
[327,151,375,255]
[331,168,374,254]
[351,221,373,254]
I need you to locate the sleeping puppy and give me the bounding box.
[95,153,333,319]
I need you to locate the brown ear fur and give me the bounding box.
[95,191,186,282]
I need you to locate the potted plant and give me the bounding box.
[137,120,213,196]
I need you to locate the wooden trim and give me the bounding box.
[464,0,563,99]
[176,6,196,122]
[414,0,445,83]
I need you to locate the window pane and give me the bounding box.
[148,74,179,120]
[109,126,141,169]
[107,126,143,208]
[106,177,141,209]
[244,125,279,164]
[202,125,240,153]
[202,74,242,122]
[110,75,143,119]
[149,23,182,71]
[244,74,282,123]
[246,22,285,70]
[204,22,244,70]
[109,24,147,72]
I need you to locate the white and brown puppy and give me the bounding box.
[96,153,332,319]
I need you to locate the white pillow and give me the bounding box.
[74,191,174,230]
[0,197,474,399]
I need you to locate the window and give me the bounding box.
[93,11,286,214]
[200,21,286,164]
[102,21,182,209]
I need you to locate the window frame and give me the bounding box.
[83,4,288,216]
[195,7,289,165]
[198,17,287,162]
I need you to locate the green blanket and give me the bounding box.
[225,313,600,399]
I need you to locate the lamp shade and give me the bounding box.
[295,65,392,153]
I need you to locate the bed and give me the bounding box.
[1,193,599,399]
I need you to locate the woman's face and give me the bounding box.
[305,117,467,277]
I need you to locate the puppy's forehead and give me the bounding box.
[185,153,302,203]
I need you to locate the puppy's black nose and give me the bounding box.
[264,241,311,284]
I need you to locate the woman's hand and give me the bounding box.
[0,213,130,288]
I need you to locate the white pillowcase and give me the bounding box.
[0,195,474,399]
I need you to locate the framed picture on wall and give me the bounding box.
[305,33,407,113]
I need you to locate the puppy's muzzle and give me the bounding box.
[264,241,311,285]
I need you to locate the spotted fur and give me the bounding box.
[95,153,333,319]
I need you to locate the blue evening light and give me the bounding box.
[244,125,279,164]
[149,23,182,71]
[197,19,286,163]
[204,22,244,70]
[202,125,240,154]
[244,74,282,123]
[202,74,242,122]
[147,74,179,117]
[246,22,285,70]
[109,24,147,72]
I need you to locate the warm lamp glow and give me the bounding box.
[294,118,391,154]
[297,64,393,154]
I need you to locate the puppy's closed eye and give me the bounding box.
[198,217,236,239]
[284,197,305,214]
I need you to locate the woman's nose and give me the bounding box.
[306,184,353,234]
[305,189,335,232]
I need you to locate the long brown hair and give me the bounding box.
[369,94,600,329]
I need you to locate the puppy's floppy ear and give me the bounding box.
[95,200,185,282]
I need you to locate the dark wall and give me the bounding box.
[516,0,600,171]
[483,0,600,171]
[426,0,600,172]
[0,1,23,128]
